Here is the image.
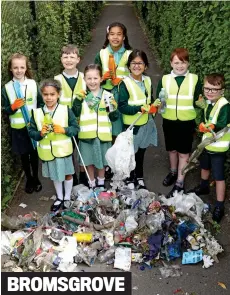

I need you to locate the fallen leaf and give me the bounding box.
[218,282,227,289]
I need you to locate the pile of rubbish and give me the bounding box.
[1,184,224,273]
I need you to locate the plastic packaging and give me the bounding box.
[73,233,93,243]
[158,88,167,114]
[97,247,116,263]
[146,211,165,233]
[125,215,138,234]
[159,263,182,278]
[44,113,54,140]
[104,92,114,112]
[114,247,131,271]
[182,250,203,264]
[1,212,39,230]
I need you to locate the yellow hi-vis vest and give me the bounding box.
[54,73,86,108]
[122,76,151,126]
[162,73,198,121]
[5,79,37,129]
[33,104,73,161]
[203,97,230,152]
[100,48,132,90]
[78,90,112,142]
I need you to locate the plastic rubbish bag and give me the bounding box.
[1,231,13,255]
[125,215,138,234]
[161,191,204,226]
[105,129,135,188]
[1,212,40,230]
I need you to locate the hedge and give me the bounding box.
[1,1,103,209]
[134,1,230,183]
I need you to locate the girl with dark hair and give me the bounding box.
[95,22,133,179]
[72,64,118,189]
[28,78,78,211]
[118,49,161,190]
[2,53,43,194]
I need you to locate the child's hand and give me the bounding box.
[195,95,206,109]
[76,90,86,101]
[53,124,65,134]
[153,98,161,107]
[141,104,150,113]
[11,98,25,111]
[41,124,49,137]
[102,71,111,81]
[199,122,215,133]
[148,104,158,114]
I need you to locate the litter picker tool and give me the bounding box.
[72,136,99,203]
[13,80,37,149]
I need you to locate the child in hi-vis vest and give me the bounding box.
[72,64,118,189]
[187,74,230,223]
[54,44,87,187]
[95,22,132,180]
[1,53,43,194]
[28,79,78,212]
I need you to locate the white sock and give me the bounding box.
[64,178,73,201]
[53,181,63,205]
[97,177,105,186]
[88,179,96,188]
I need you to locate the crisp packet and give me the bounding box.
[182,250,203,264]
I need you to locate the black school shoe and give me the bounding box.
[105,166,114,180]
[25,178,34,194]
[186,184,210,196]
[50,199,63,212]
[166,184,184,199]
[212,206,225,223]
[163,172,178,186]
[33,178,42,192]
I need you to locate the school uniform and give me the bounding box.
[54,71,86,108]
[28,104,78,182]
[118,75,157,183]
[1,78,43,192]
[156,71,202,154]
[72,88,118,169]
[1,78,44,154]
[199,98,230,181]
[95,45,132,136]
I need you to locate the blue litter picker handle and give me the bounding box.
[13,81,37,149]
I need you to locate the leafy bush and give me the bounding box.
[1,1,103,208]
[134,1,230,184]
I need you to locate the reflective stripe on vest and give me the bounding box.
[122,76,151,126]
[100,48,132,90]
[5,79,37,129]
[54,73,86,108]
[78,90,112,141]
[33,104,73,161]
[162,73,198,121]
[203,97,230,152]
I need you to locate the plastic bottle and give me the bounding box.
[158,88,167,114]
[118,222,126,237]
[97,247,116,263]
[44,112,54,139]
[104,92,114,112]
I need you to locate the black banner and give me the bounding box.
[1,272,132,295]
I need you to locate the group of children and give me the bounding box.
[2,22,230,223]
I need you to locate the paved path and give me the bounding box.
[6,2,230,294]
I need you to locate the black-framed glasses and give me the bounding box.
[203,87,222,93]
[130,62,145,66]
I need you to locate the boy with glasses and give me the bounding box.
[187,73,230,222]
